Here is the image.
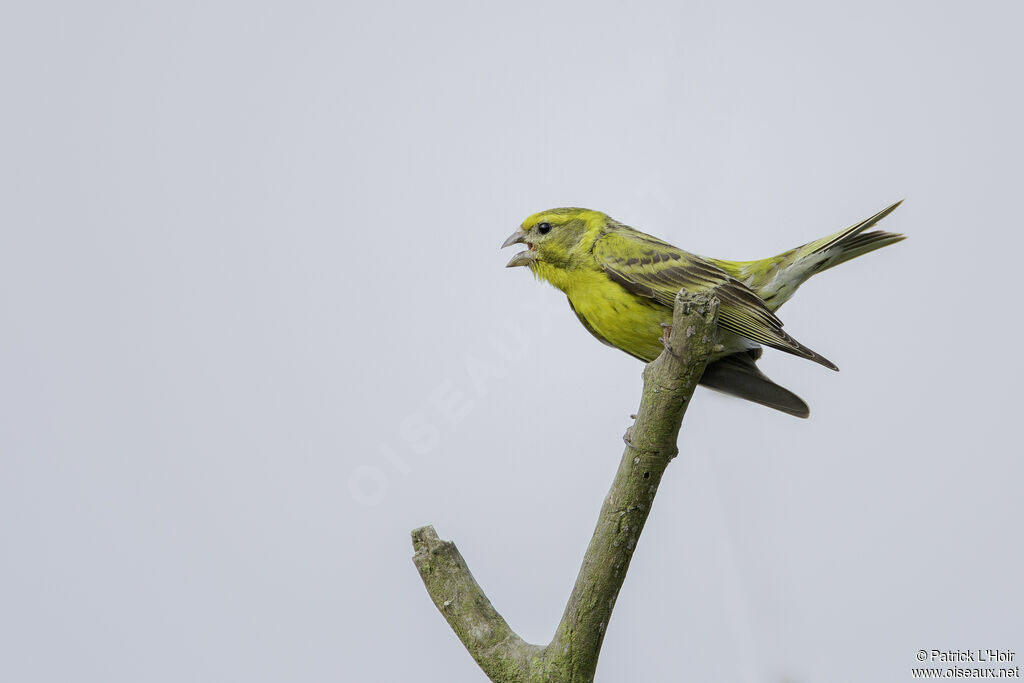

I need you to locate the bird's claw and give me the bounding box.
[659,323,677,356]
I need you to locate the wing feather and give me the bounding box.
[594,228,838,370]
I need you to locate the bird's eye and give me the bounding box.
[537,222,552,235]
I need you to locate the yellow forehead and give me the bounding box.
[521,207,605,229]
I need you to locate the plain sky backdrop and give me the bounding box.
[2,1,1022,682]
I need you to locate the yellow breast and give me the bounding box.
[535,264,670,362]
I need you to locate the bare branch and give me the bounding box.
[411,526,541,679]
[412,290,721,682]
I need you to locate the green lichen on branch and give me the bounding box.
[412,291,720,682]
[411,526,540,679]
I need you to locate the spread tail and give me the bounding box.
[789,200,906,275]
[711,200,906,310]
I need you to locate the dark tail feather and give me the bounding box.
[818,230,907,272]
[700,351,810,418]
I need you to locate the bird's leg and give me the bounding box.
[659,323,677,357]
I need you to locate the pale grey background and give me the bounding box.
[1,1,1021,681]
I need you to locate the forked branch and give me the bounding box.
[412,290,720,682]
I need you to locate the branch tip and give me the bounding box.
[411,525,443,555]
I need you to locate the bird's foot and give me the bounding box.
[659,323,677,356]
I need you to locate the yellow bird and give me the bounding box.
[501,202,904,417]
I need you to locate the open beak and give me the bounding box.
[501,230,535,268]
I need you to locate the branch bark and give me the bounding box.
[412,290,720,682]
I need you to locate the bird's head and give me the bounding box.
[501,208,608,270]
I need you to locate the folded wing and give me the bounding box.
[593,227,838,370]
